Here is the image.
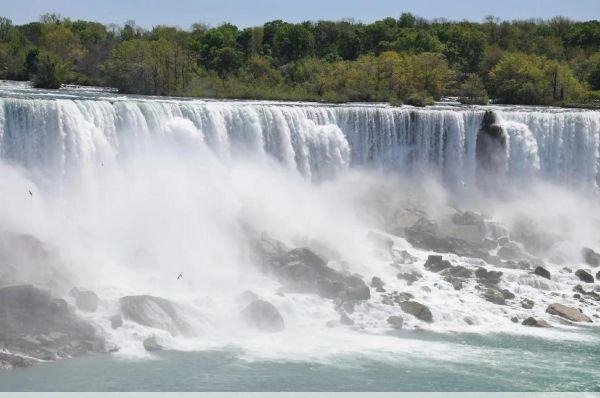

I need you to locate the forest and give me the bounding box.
[1,13,599,106]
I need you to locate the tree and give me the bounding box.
[32,53,63,88]
[585,53,600,90]
[459,73,489,104]
[272,23,315,63]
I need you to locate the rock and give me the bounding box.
[0,352,35,369]
[597,270,600,280]
[546,303,592,323]
[75,290,99,312]
[0,285,104,368]
[502,289,515,300]
[476,110,508,186]
[444,275,464,290]
[119,295,194,337]
[464,317,475,325]
[387,315,404,329]
[395,250,418,264]
[522,317,549,327]
[475,267,502,284]
[340,312,354,326]
[533,266,551,280]
[511,316,519,323]
[241,299,285,332]
[397,271,421,285]
[424,255,452,273]
[562,267,573,273]
[573,285,600,301]
[110,314,123,329]
[443,265,473,278]
[483,288,506,305]
[399,301,433,322]
[482,238,498,250]
[575,269,594,283]
[143,336,162,352]
[497,242,524,261]
[582,247,600,267]
[261,246,370,302]
[521,298,535,309]
[497,236,510,246]
[371,276,385,292]
[381,291,414,306]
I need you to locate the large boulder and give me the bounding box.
[475,267,502,284]
[75,290,99,312]
[143,336,162,352]
[476,110,507,184]
[546,303,592,323]
[387,315,404,329]
[533,266,551,280]
[582,247,600,267]
[241,299,284,332]
[497,242,524,261]
[575,269,594,283]
[482,288,505,305]
[119,295,194,337]
[0,285,105,369]
[399,301,433,323]
[424,255,452,273]
[259,244,370,302]
[522,317,549,327]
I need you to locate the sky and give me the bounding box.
[2,0,599,29]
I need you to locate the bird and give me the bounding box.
[28,190,33,196]
[177,272,183,280]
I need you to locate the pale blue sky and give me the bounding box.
[2,0,599,28]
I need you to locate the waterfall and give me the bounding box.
[0,91,599,188]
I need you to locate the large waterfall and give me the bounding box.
[1,87,599,189]
[1,83,600,389]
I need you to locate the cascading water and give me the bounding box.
[1,82,600,391]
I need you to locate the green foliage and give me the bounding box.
[0,13,597,105]
[31,53,63,89]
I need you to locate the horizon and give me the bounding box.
[2,0,600,29]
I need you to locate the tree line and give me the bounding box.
[1,13,599,106]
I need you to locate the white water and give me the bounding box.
[1,83,599,363]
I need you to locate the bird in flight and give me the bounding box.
[28,190,33,196]
[177,273,183,280]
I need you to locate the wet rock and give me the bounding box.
[475,267,502,284]
[497,242,524,261]
[382,291,414,305]
[110,314,123,329]
[387,315,404,329]
[533,266,551,280]
[522,317,549,327]
[371,276,385,292]
[0,285,105,368]
[424,255,452,273]
[597,270,600,280]
[444,275,464,290]
[573,285,600,301]
[511,316,519,323]
[476,110,507,186]
[143,336,162,352]
[575,269,594,283]
[260,246,370,302]
[501,289,515,300]
[521,298,535,309]
[397,271,421,285]
[562,267,573,273]
[119,295,194,337]
[443,265,473,278]
[464,316,475,325]
[546,303,592,323]
[0,352,35,369]
[395,250,418,264]
[75,290,99,312]
[238,290,260,304]
[241,299,285,332]
[582,247,600,267]
[399,301,433,322]
[497,236,510,246]
[483,288,506,305]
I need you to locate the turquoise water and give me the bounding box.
[1,330,599,392]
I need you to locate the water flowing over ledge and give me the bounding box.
[0,87,598,188]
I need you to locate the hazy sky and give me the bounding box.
[3,0,599,28]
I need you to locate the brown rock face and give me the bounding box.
[546,303,592,323]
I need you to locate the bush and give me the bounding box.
[31,53,62,89]
[405,91,435,107]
